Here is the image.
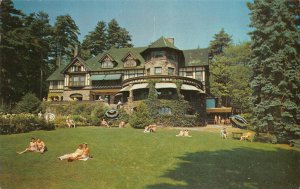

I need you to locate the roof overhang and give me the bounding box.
[181,84,205,93]
[131,83,149,90]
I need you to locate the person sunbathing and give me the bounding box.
[176,129,185,136]
[144,125,157,133]
[119,121,125,128]
[176,129,192,137]
[17,138,37,154]
[100,119,109,127]
[36,138,47,153]
[58,144,84,161]
[183,129,192,137]
[77,143,92,161]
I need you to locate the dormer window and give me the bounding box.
[154,67,162,75]
[102,60,114,68]
[123,53,137,68]
[69,61,86,72]
[100,55,115,69]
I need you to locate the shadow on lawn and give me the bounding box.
[146,147,300,189]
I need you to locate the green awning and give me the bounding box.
[91,75,106,81]
[91,74,122,81]
[104,74,122,80]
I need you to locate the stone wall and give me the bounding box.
[145,58,178,75]
[62,90,91,101]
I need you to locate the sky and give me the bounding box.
[14,0,251,50]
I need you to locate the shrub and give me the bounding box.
[13,93,41,114]
[0,113,54,134]
[129,102,153,128]
[118,108,129,123]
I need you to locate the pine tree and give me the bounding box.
[53,15,80,66]
[209,28,232,56]
[22,12,53,98]
[82,21,107,58]
[210,43,252,111]
[248,0,300,142]
[0,0,24,105]
[107,19,132,49]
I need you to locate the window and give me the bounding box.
[102,60,114,68]
[69,75,85,86]
[195,71,203,81]
[154,67,162,75]
[186,71,193,78]
[153,51,164,58]
[124,59,137,68]
[158,107,172,115]
[168,67,174,75]
[147,68,150,75]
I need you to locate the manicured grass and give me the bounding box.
[0,127,299,189]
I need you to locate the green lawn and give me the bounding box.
[0,127,299,189]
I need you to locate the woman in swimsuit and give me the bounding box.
[17,138,37,154]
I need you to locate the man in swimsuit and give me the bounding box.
[36,139,47,153]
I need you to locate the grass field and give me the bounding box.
[0,127,299,189]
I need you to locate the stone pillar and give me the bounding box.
[127,84,133,103]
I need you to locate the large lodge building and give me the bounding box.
[47,37,210,119]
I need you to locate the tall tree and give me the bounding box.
[82,21,107,58]
[53,15,80,66]
[107,19,132,49]
[21,12,53,98]
[0,0,24,106]
[248,0,300,142]
[209,28,232,56]
[210,42,252,112]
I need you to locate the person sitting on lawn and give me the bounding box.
[77,143,92,161]
[220,127,227,139]
[144,125,157,133]
[17,138,37,154]
[66,118,76,128]
[100,118,109,127]
[36,138,47,153]
[58,144,84,161]
[176,129,185,136]
[183,129,192,137]
[119,121,125,128]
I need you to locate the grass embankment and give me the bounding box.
[0,127,299,189]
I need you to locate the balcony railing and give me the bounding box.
[122,75,205,91]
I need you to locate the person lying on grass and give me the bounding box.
[17,138,38,154]
[36,138,47,154]
[58,144,83,161]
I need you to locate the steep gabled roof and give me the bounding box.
[61,56,91,73]
[146,36,179,50]
[85,47,147,71]
[182,48,209,67]
[47,65,65,81]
